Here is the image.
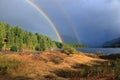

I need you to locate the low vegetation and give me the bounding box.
[62,46,78,55]
[51,57,64,64]
[10,46,18,52]
[54,59,120,80]
[54,68,81,78]
[114,59,120,79]
[0,54,22,74]
[0,52,119,80]
[0,42,4,51]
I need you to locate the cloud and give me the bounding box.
[54,0,120,46]
[0,0,120,46]
[0,0,61,41]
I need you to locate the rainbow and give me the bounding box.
[26,0,63,42]
[53,1,80,43]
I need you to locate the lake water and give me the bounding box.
[77,48,120,54]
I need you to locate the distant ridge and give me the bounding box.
[103,37,120,48]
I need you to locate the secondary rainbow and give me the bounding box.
[26,0,63,42]
[54,0,80,43]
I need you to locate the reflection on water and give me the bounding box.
[77,48,120,54]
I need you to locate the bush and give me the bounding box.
[54,68,81,78]
[114,59,120,80]
[0,42,4,51]
[51,57,63,64]
[35,45,40,51]
[62,46,77,55]
[72,63,89,69]
[81,67,103,77]
[35,45,45,51]
[0,56,21,74]
[10,46,18,52]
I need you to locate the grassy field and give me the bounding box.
[0,51,120,80]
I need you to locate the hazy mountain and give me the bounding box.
[103,37,120,48]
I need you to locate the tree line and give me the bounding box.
[0,22,87,52]
[0,22,59,51]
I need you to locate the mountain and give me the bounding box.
[103,37,120,48]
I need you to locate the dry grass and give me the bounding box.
[0,51,106,80]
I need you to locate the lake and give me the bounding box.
[77,48,120,54]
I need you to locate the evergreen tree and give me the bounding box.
[0,22,66,51]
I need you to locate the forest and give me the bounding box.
[0,22,86,52]
[0,22,60,51]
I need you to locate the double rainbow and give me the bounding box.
[26,0,63,42]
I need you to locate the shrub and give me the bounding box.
[54,68,81,78]
[72,63,89,69]
[35,45,41,51]
[0,42,4,51]
[0,56,21,74]
[10,46,18,52]
[114,59,120,80]
[51,57,63,64]
[62,46,77,55]
[81,67,102,77]
[35,45,45,51]
[55,42,63,48]
[81,68,90,77]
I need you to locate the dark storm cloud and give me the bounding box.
[51,0,120,47]
[0,0,120,47]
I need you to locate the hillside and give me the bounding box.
[0,51,106,80]
[103,37,120,48]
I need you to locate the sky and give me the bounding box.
[0,0,120,47]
